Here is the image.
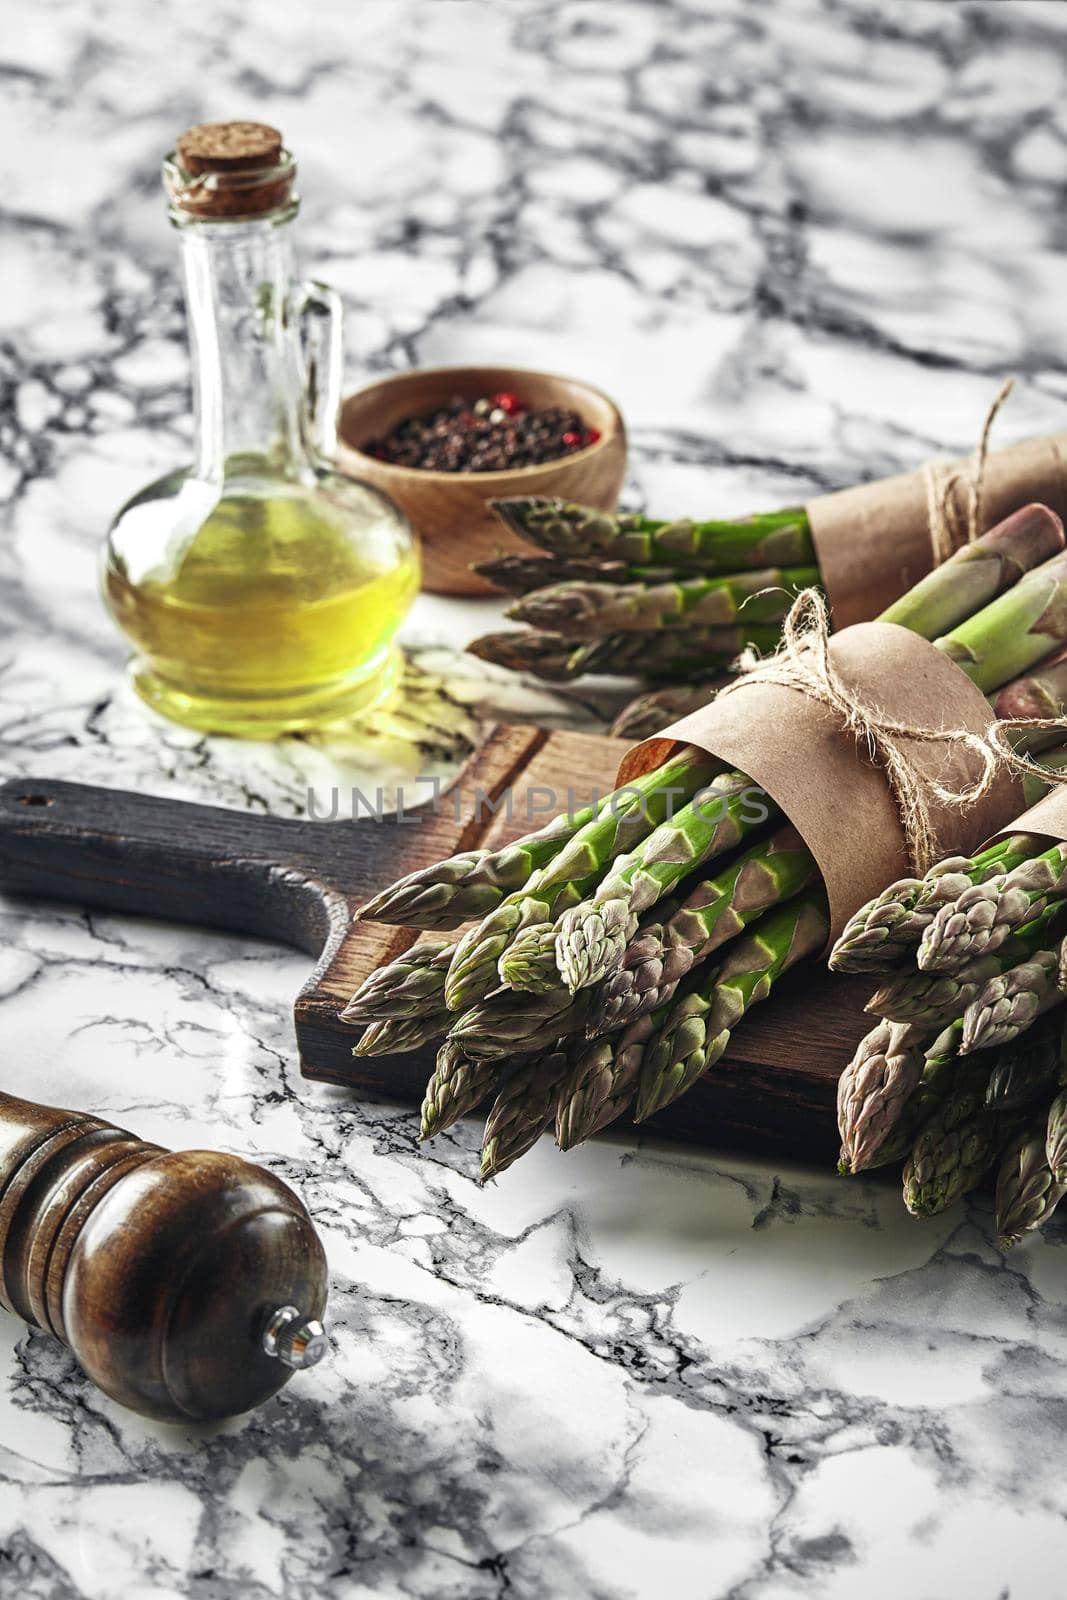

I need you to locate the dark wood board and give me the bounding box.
[0,726,875,1160]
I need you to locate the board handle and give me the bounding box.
[0,777,360,955]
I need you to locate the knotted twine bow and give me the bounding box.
[721,587,1009,876]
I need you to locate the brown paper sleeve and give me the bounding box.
[990,785,1067,850]
[617,622,1023,944]
[808,431,1067,629]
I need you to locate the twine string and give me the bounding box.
[922,376,1016,565]
[724,588,1067,874]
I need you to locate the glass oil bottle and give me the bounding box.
[102,121,419,735]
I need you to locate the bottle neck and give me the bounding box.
[180,217,305,482]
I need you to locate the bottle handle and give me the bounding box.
[291,278,345,462]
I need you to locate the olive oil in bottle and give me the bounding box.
[102,122,419,736]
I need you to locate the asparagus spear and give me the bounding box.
[578,889,688,1031]
[1045,1086,1067,1182]
[865,901,1065,1027]
[445,892,573,1013]
[443,750,720,1011]
[635,890,830,1122]
[934,549,1067,692]
[420,1039,502,1140]
[448,987,589,1061]
[880,503,1064,638]
[353,1012,449,1057]
[829,837,1040,974]
[480,1046,573,1180]
[993,643,1067,746]
[555,772,777,994]
[497,921,558,994]
[472,553,652,594]
[506,566,820,635]
[995,1115,1067,1247]
[587,825,818,1035]
[491,498,816,572]
[837,1020,932,1175]
[467,624,781,683]
[846,1021,977,1173]
[341,937,453,1023]
[357,772,641,929]
[984,1011,1066,1109]
[555,1013,659,1150]
[902,1086,1006,1217]
[918,844,1067,974]
[357,851,506,930]
[610,682,722,741]
[959,945,1064,1053]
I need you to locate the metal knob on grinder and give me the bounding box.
[0,1090,328,1423]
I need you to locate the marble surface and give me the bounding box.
[3,0,1067,1595]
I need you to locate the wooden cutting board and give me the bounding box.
[0,726,875,1160]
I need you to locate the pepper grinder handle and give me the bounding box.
[0,1090,328,1423]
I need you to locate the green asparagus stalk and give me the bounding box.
[420,1039,502,1141]
[984,1011,1066,1109]
[918,844,1067,974]
[357,776,635,929]
[353,1012,449,1057]
[902,1085,1006,1217]
[879,503,1064,638]
[865,905,1066,1027]
[448,987,589,1061]
[995,1115,1067,1246]
[467,624,781,683]
[933,549,1067,692]
[443,749,720,1011]
[497,921,559,994]
[480,1046,574,1180]
[553,1015,663,1150]
[837,1019,932,1175]
[506,566,820,635]
[610,682,722,741]
[341,937,453,1023]
[588,825,818,1035]
[555,773,776,994]
[959,945,1064,1054]
[445,892,572,1013]
[1045,1086,1067,1182]
[472,553,654,594]
[635,890,830,1122]
[993,644,1067,749]
[847,1021,976,1173]
[829,837,1040,975]
[577,889,688,1031]
[491,498,816,573]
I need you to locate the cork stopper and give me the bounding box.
[176,121,283,175]
[166,121,296,221]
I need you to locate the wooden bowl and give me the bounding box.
[336,366,627,595]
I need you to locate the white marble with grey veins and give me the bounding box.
[2,1,1067,1595]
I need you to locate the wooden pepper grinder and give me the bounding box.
[0,1090,328,1422]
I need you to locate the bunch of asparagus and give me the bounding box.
[346,505,1067,1182]
[469,498,819,684]
[830,645,1067,1250]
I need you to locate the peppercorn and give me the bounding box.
[362,394,600,472]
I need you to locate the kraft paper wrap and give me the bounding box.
[808,430,1067,628]
[991,786,1067,851]
[617,622,1024,944]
